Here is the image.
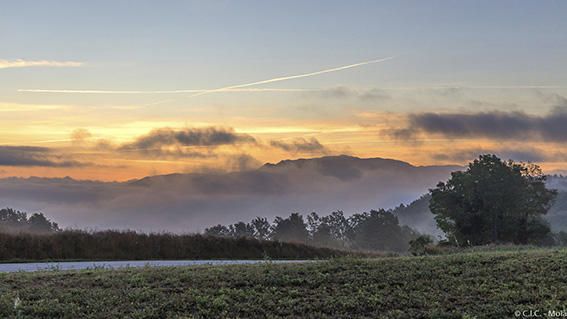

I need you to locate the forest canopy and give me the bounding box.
[0,208,60,234]
[205,210,419,252]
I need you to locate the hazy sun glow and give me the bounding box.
[2,1,567,181]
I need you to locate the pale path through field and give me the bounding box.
[0,259,309,272]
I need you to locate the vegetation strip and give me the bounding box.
[0,230,368,261]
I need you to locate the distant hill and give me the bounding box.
[130,155,460,193]
[390,194,442,238]
[544,175,567,231]
[0,155,460,232]
[261,155,416,181]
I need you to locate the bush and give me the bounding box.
[408,235,434,256]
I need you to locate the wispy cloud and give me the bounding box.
[379,85,567,91]
[0,103,68,112]
[0,59,83,69]
[270,138,328,154]
[431,147,549,163]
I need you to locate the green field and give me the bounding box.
[1,249,567,318]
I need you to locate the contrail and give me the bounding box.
[190,57,395,97]
[17,88,315,94]
[18,57,394,96]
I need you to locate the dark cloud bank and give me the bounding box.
[115,127,329,159]
[0,146,86,167]
[0,155,459,233]
[432,147,552,164]
[0,127,332,167]
[393,107,567,142]
[121,127,256,150]
[117,127,257,158]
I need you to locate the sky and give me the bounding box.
[2,0,567,181]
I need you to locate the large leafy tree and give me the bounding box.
[204,224,231,237]
[430,154,557,245]
[307,211,352,248]
[229,221,255,238]
[250,217,271,240]
[350,209,416,252]
[270,213,309,243]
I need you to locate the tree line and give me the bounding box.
[0,208,60,234]
[205,209,419,252]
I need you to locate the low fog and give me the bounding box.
[0,155,459,233]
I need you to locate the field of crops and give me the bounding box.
[1,248,567,318]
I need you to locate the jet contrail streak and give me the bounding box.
[17,88,315,94]
[189,57,395,97]
[17,57,393,96]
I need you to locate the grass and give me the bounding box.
[1,248,567,318]
[421,243,547,256]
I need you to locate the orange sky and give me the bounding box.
[2,103,566,181]
[2,0,567,180]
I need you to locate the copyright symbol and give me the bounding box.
[515,310,522,317]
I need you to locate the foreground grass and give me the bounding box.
[1,249,567,318]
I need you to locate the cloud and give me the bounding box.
[303,86,390,101]
[225,154,262,172]
[534,91,567,107]
[0,146,87,167]
[270,138,328,154]
[70,128,93,147]
[118,127,256,158]
[122,127,256,149]
[390,106,567,142]
[0,59,83,69]
[64,127,331,163]
[432,148,547,163]
[388,128,419,141]
[431,145,567,164]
